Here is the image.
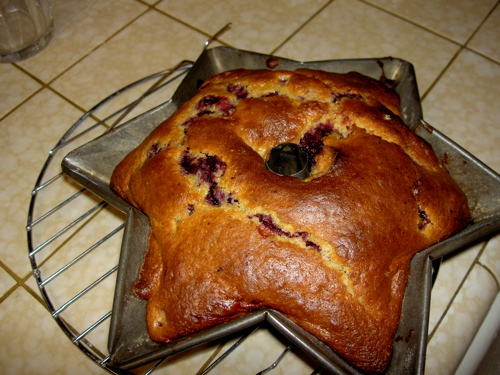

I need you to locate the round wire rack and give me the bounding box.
[26,56,329,375]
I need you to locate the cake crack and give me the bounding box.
[249,213,321,252]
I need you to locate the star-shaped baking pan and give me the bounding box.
[62,46,500,374]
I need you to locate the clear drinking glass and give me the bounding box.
[0,0,54,63]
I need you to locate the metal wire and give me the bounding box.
[256,346,293,375]
[198,325,261,375]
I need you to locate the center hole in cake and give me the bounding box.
[266,143,310,180]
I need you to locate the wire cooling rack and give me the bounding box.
[26,46,329,374]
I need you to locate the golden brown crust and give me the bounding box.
[110,69,471,373]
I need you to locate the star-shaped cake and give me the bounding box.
[109,68,470,373]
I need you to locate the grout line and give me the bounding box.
[0,260,43,305]
[14,7,151,88]
[466,46,500,65]
[419,0,499,100]
[355,0,464,102]
[422,42,500,102]
[420,48,462,101]
[0,283,19,304]
[358,0,464,46]
[463,0,499,48]
[151,6,234,50]
[49,7,152,86]
[0,66,101,129]
[0,287,16,305]
[21,282,48,306]
[0,261,21,281]
[0,85,45,122]
[270,0,336,56]
[477,262,500,291]
[427,240,489,342]
[0,5,153,123]
[357,0,500,101]
[135,0,161,6]
[44,84,103,125]
[463,0,500,65]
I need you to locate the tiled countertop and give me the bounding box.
[0,0,499,374]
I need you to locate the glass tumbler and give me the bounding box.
[0,0,54,63]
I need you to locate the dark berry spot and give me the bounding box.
[217,99,236,116]
[146,142,163,158]
[418,206,431,230]
[187,204,195,215]
[226,194,238,204]
[332,92,363,104]
[199,95,220,106]
[196,95,235,117]
[261,91,279,98]
[206,185,227,206]
[180,150,228,206]
[297,231,321,251]
[227,83,248,99]
[252,214,288,237]
[305,240,321,251]
[180,150,226,179]
[299,122,334,167]
[181,116,198,127]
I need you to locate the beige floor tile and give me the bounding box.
[0,88,85,277]
[17,0,148,83]
[274,0,460,94]
[0,266,17,299]
[468,3,500,63]
[366,0,497,44]
[0,286,106,374]
[0,64,41,119]
[425,264,498,375]
[428,241,484,334]
[422,49,500,174]
[51,9,211,112]
[156,0,329,54]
